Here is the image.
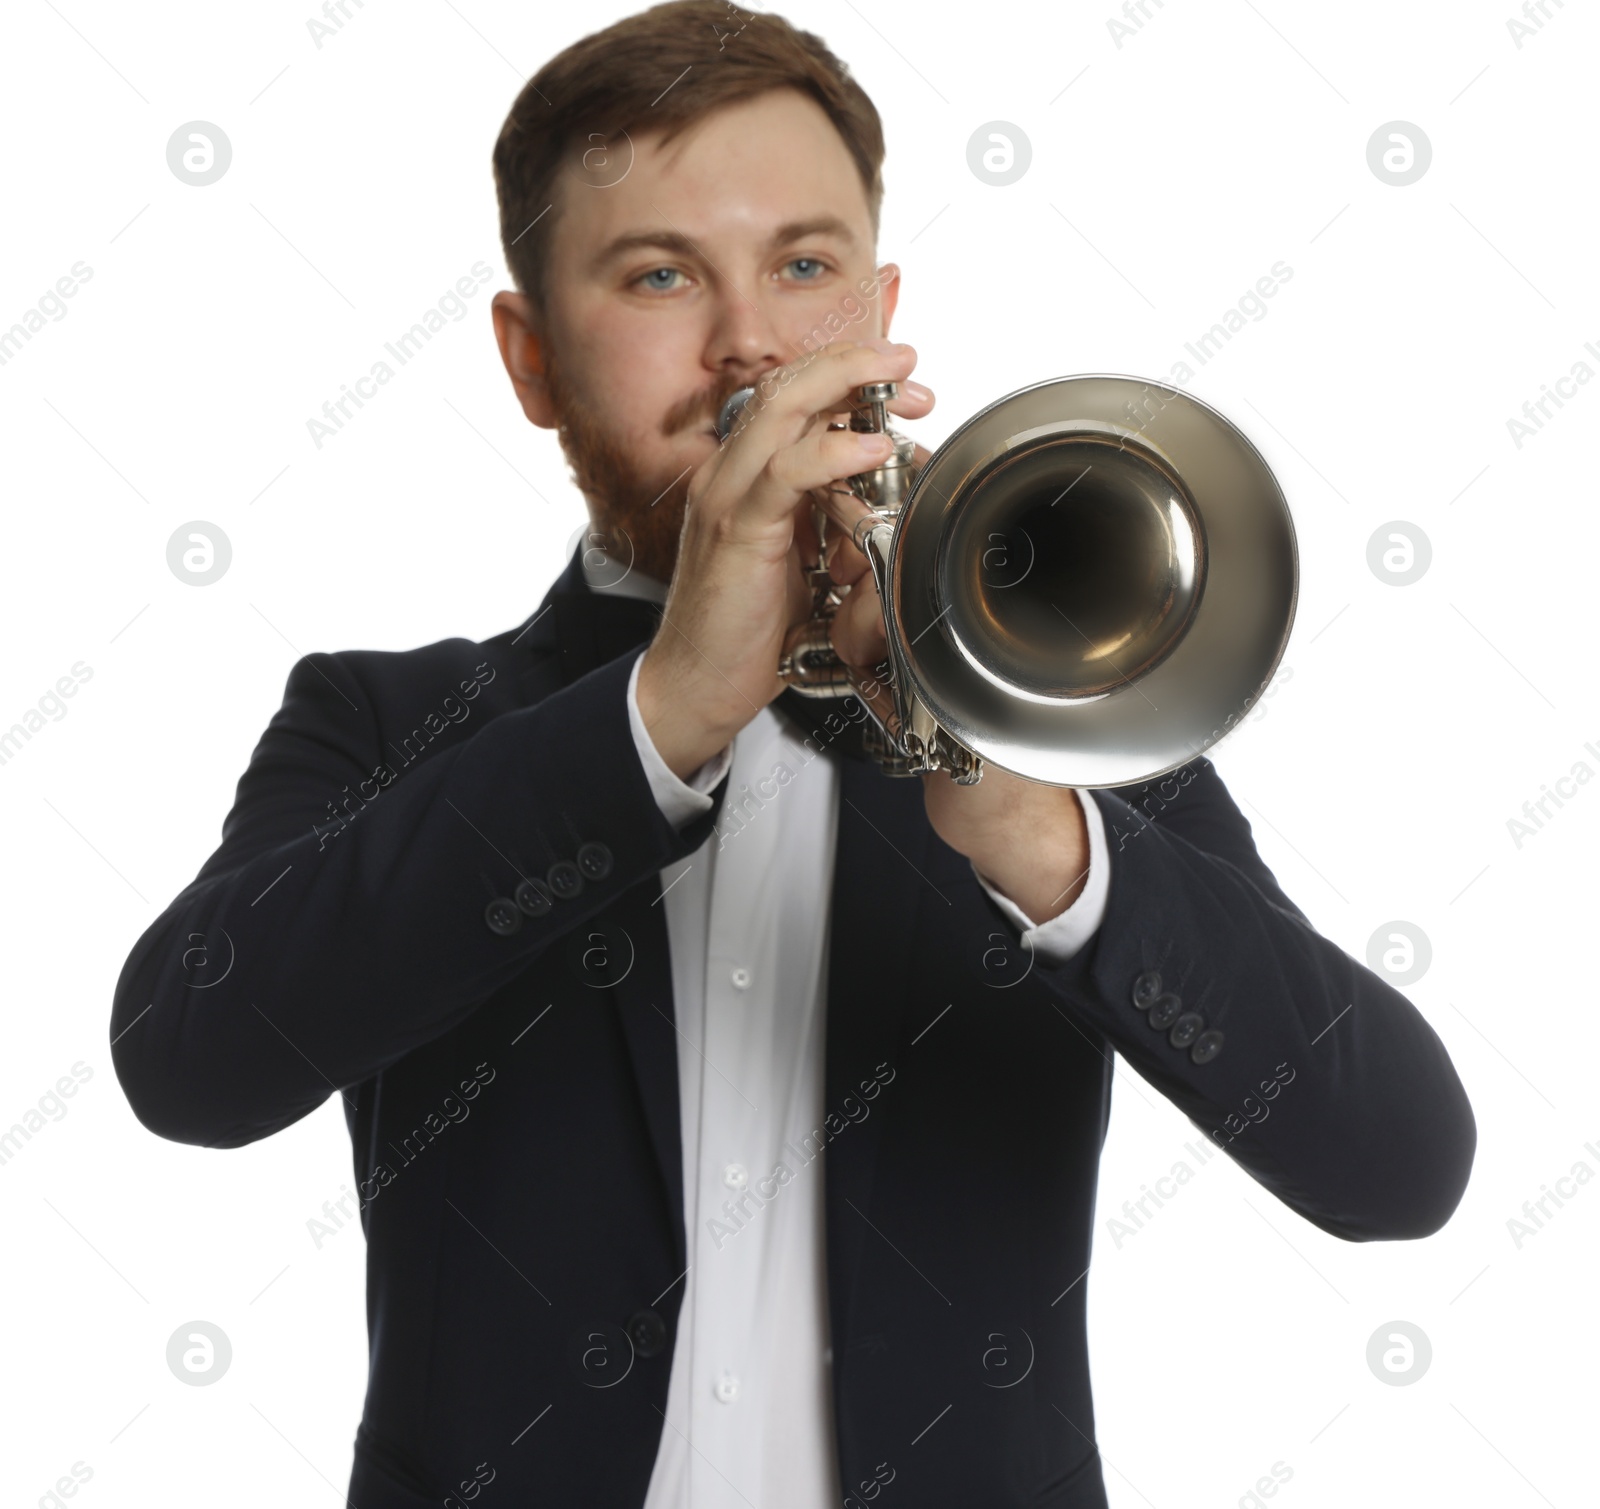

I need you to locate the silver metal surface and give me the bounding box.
[717,373,1298,790]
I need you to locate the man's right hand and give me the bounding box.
[635,336,934,781]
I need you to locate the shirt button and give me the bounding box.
[713,1373,740,1404]
[723,1162,748,1190]
[730,966,752,990]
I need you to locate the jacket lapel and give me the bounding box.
[507,546,919,1282]
[604,875,691,1259]
[518,556,689,1261]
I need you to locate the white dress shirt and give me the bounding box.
[581,552,1110,1509]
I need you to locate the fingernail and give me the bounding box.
[904,380,932,400]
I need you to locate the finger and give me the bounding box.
[831,567,888,668]
[812,478,888,554]
[792,494,816,557]
[817,437,922,586]
[825,582,889,668]
[827,528,872,587]
[742,426,892,548]
[821,372,934,428]
[785,534,814,625]
[711,339,921,527]
[885,379,935,421]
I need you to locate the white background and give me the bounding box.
[2,0,1596,1504]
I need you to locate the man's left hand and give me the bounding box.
[819,440,1091,926]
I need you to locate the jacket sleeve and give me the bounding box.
[109,646,724,1149]
[1002,757,1476,1243]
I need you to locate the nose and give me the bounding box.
[704,276,787,387]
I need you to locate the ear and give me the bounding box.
[491,291,557,429]
[874,262,903,338]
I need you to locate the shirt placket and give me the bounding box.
[693,719,794,1507]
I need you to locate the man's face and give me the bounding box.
[494,86,899,586]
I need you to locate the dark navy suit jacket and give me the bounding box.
[111,542,1475,1507]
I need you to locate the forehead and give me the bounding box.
[550,87,873,261]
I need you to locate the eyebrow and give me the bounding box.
[594,214,858,269]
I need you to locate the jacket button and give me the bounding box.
[484,897,522,936]
[1169,1012,1205,1049]
[626,1308,668,1359]
[515,877,553,918]
[1131,970,1163,1010]
[577,842,614,881]
[1190,1029,1225,1065]
[547,860,583,900]
[1147,991,1183,1030]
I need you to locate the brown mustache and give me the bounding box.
[661,373,773,437]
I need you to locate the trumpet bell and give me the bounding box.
[889,375,1297,789]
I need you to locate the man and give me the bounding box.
[110,4,1476,1506]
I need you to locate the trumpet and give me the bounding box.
[715,375,1297,790]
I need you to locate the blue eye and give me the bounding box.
[787,257,826,280]
[639,267,684,291]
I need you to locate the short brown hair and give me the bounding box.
[492,0,885,316]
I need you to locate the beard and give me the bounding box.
[543,341,752,589]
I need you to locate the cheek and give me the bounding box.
[605,357,682,431]
[563,302,698,423]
